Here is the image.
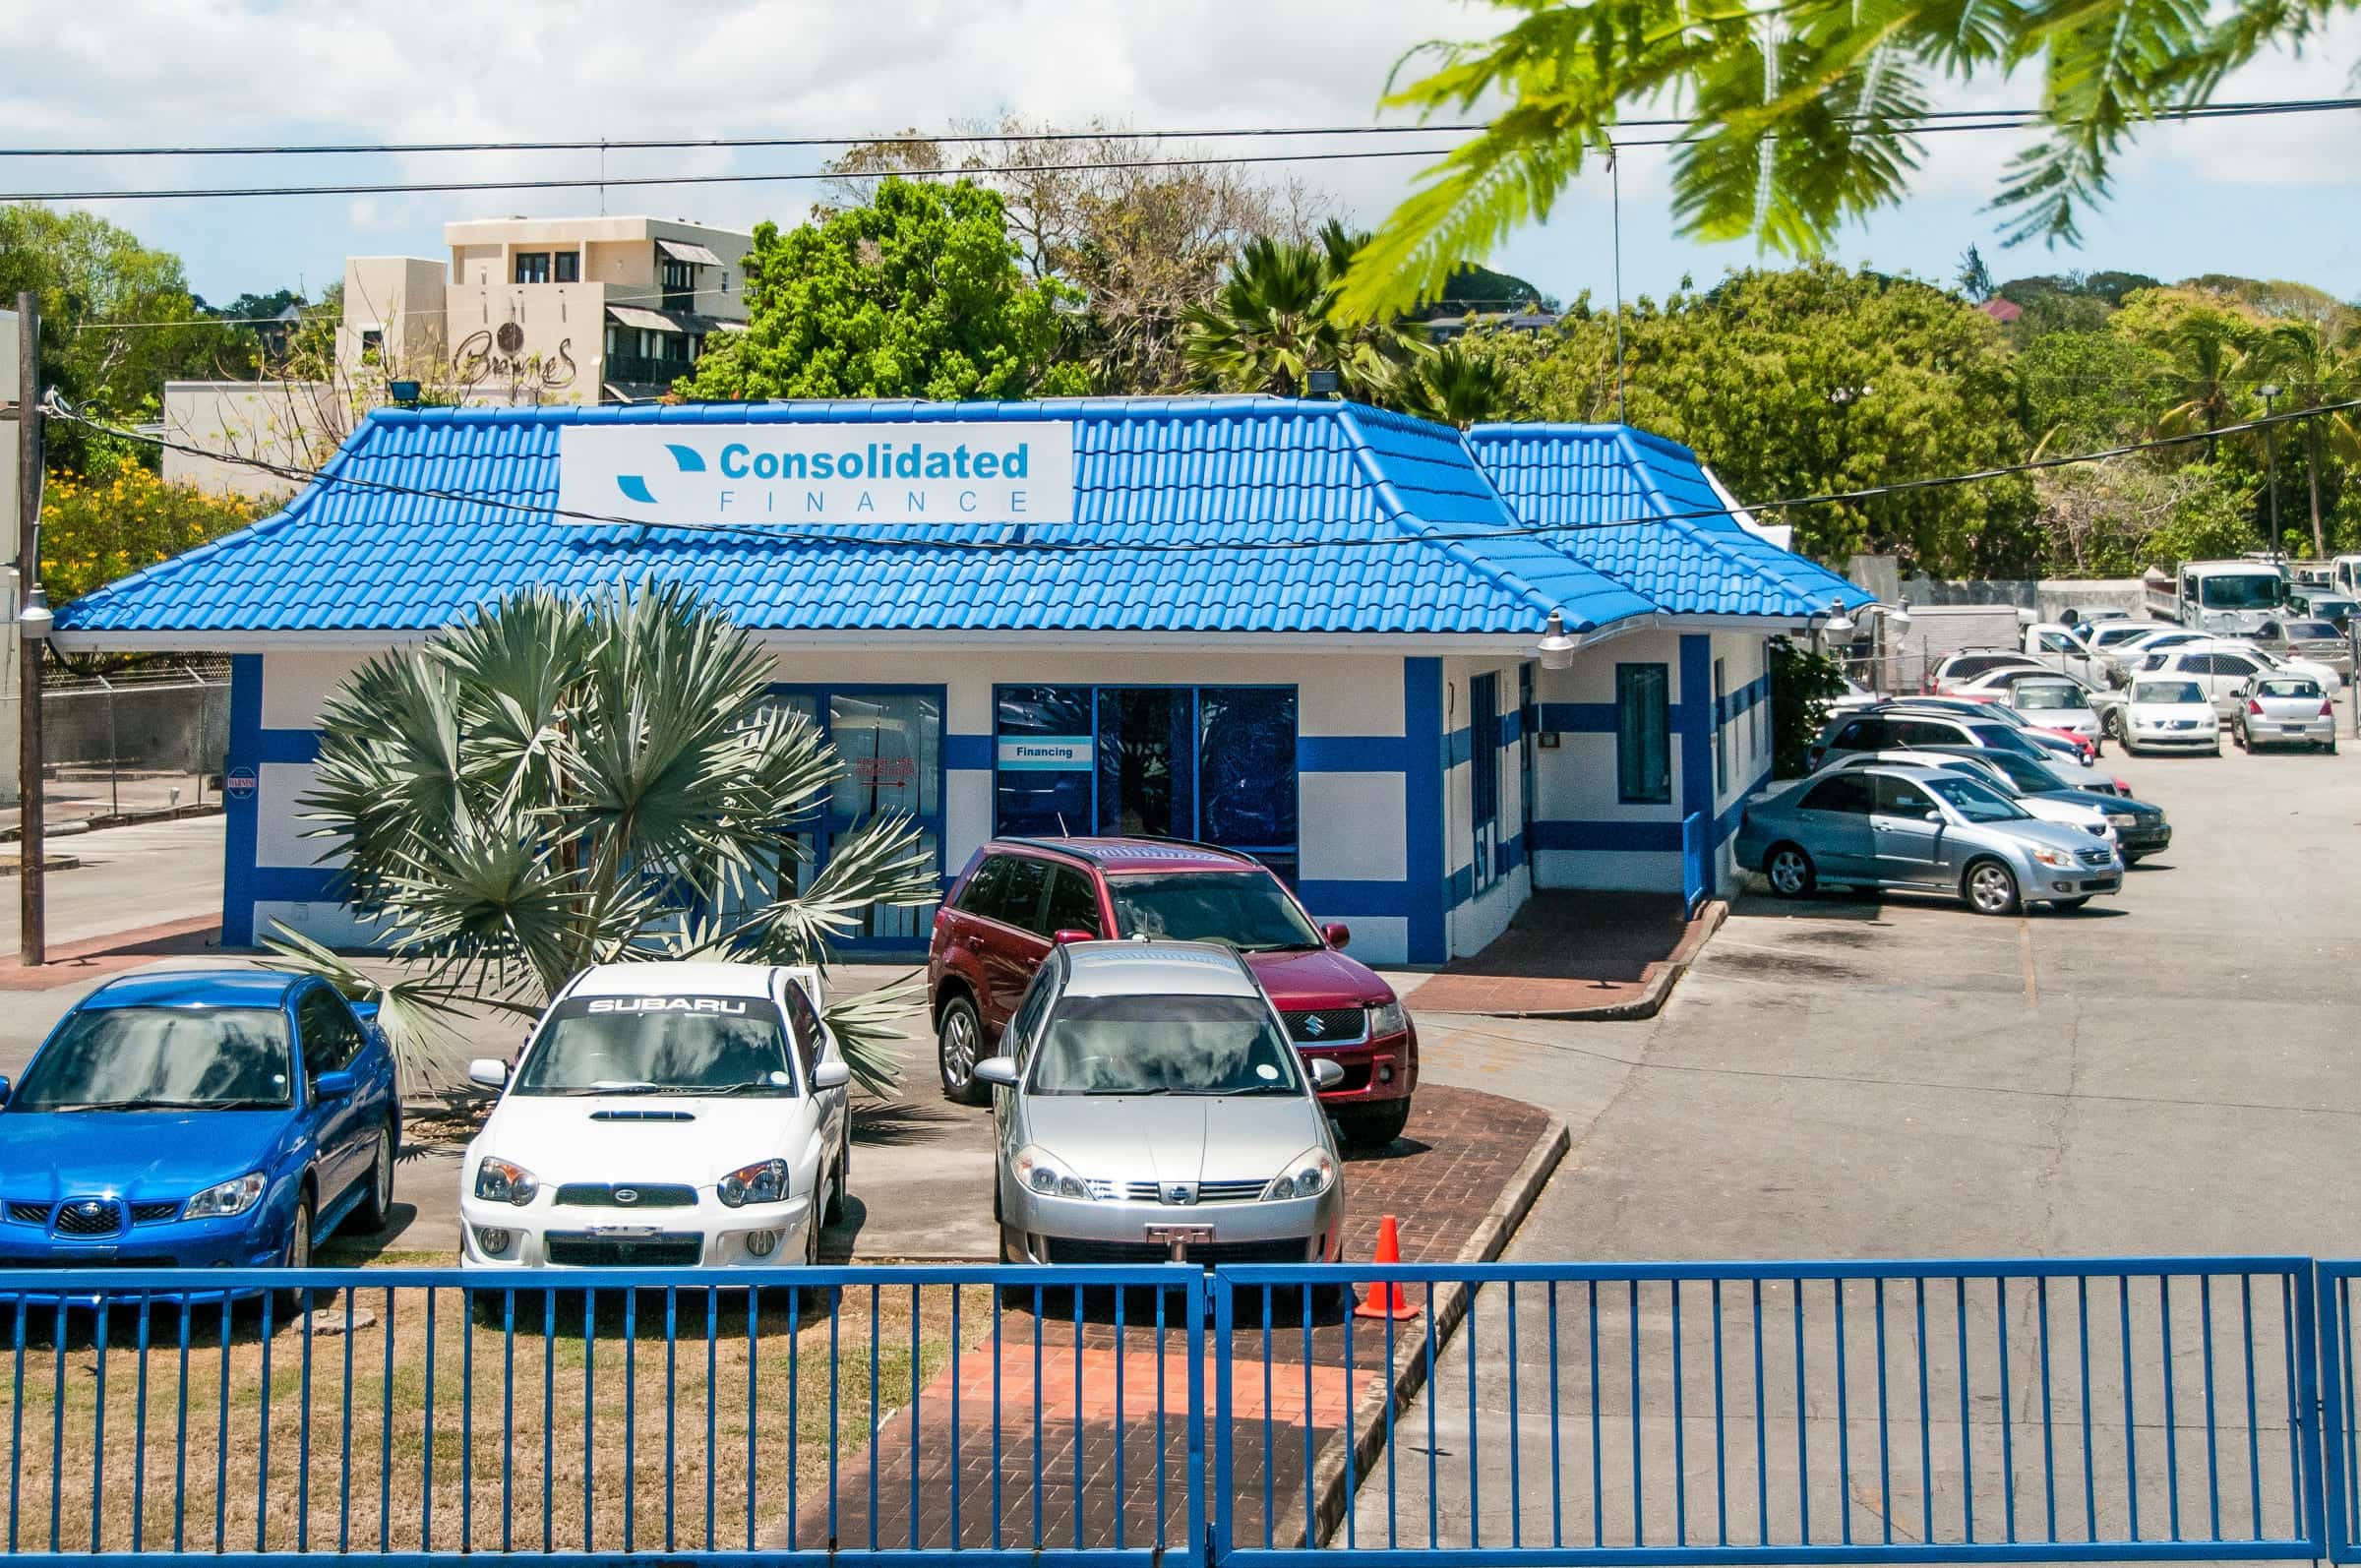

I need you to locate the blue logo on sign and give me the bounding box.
[615,444,709,505]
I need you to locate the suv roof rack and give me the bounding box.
[992,834,1254,867]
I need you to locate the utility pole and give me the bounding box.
[13,292,44,967]
[2259,384,2282,548]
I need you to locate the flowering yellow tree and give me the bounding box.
[38,469,260,604]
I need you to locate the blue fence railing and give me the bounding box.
[0,1257,2356,1566]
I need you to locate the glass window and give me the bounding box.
[2213,655,2260,677]
[2199,574,2283,610]
[1107,870,1323,951]
[11,1007,294,1111]
[781,982,823,1079]
[553,251,579,283]
[513,251,552,284]
[996,685,1095,838]
[1616,664,1671,804]
[297,989,364,1077]
[956,856,1013,921]
[995,857,1053,935]
[830,690,941,819]
[1870,775,1934,816]
[1924,774,2028,821]
[1044,867,1104,937]
[662,259,696,293]
[1027,994,1300,1096]
[1834,717,1888,751]
[1889,719,1962,749]
[2133,681,2206,703]
[1798,774,1873,814]
[1713,659,1728,793]
[1198,688,1297,852]
[2260,677,2321,698]
[514,995,795,1096]
[1005,964,1057,1066]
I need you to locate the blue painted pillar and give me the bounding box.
[221,654,263,946]
[1677,633,1715,823]
[1402,657,1448,964]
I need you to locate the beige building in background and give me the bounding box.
[163,214,755,499]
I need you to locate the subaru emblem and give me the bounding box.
[613,1188,638,1206]
[1304,1013,1326,1038]
[75,1202,104,1220]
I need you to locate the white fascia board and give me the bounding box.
[54,627,1548,656]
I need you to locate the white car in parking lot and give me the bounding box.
[2118,678,2222,756]
[460,962,852,1272]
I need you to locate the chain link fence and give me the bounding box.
[0,658,230,828]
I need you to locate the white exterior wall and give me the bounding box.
[1531,627,1687,893]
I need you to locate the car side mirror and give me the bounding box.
[0,1075,12,1107]
[1051,928,1097,946]
[467,1057,511,1090]
[1923,811,1943,824]
[811,1059,852,1092]
[973,1056,1020,1090]
[1308,1058,1346,1090]
[313,1068,358,1100]
[1321,922,1351,949]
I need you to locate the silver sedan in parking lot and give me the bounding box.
[975,940,1346,1267]
[1735,764,2125,915]
[2230,675,2339,754]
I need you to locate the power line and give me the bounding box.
[1,96,2349,160]
[4,97,2355,204]
[41,391,2361,561]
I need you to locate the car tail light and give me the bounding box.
[2248,699,2265,715]
[2323,699,2336,718]
[2113,778,2129,794]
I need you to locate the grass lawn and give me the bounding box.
[0,1277,995,1553]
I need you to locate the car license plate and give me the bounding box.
[585,1225,662,1239]
[2282,724,2309,734]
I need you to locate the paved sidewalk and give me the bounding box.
[1407,892,1721,1018]
[781,1084,1561,1553]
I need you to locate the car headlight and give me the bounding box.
[1263,1147,1336,1202]
[2032,848,2074,869]
[1012,1146,1092,1200]
[2105,813,2136,828]
[473,1156,539,1207]
[717,1158,791,1208]
[1367,999,1408,1038]
[182,1172,268,1221]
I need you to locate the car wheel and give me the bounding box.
[1764,844,1817,899]
[276,1188,316,1320]
[1964,859,2021,917]
[937,995,987,1107]
[354,1120,396,1233]
[1339,1098,1412,1150]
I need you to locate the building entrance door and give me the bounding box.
[1095,688,1192,839]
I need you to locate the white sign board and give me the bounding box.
[555,421,1075,527]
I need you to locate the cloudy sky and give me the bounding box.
[5,0,2358,309]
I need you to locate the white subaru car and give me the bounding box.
[459,962,852,1272]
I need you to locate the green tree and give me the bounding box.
[1180,221,1424,399]
[678,180,1087,402]
[2017,330,2168,451]
[2149,306,2256,452]
[38,468,260,604]
[0,205,244,472]
[1396,335,1524,428]
[2248,319,2361,559]
[1956,246,1994,304]
[1506,265,2036,574]
[269,581,940,1096]
[1767,637,1847,778]
[1333,1,2344,320]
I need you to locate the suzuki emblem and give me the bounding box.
[1303,1013,1326,1038]
[613,1188,639,1206]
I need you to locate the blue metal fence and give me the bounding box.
[1,1258,2357,1566]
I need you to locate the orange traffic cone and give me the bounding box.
[1354,1214,1421,1320]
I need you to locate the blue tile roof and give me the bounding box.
[1465,423,1872,619]
[59,399,1857,643]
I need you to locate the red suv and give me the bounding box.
[927,838,1419,1147]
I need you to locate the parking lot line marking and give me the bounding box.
[2019,922,2038,1011]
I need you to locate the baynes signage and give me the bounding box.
[556,422,1075,527]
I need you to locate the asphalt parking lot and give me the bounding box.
[1408,730,2361,1263]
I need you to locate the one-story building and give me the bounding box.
[57,397,1867,966]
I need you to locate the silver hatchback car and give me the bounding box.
[974,941,1346,1267]
[1734,764,2124,915]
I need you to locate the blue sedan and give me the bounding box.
[0,970,400,1295]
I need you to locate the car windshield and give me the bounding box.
[513,995,796,1096]
[10,1006,294,1111]
[2284,621,2339,638]
[1027,993,1302,1097]
[2090,626,2150,647]
[1968,724,2044,756]
[2259,678,2322,698]
[2200,574,2284,610]
[1108,871,1323,953]
[2013,685,2087,711]
[2134,681,2205,703]
[1924,775,2028,822]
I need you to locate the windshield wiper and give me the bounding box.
[1222,1083,1303,1096]
[55,1097,284,1113]
[652,1081,790,1096]
[545,1082,661,1097]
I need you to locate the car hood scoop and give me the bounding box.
[587,1109,696,1122]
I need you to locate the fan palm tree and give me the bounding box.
[1181,221,1423,400]
[1396,337,1518,429]
[2154,310,2253,457]
[2250,319,2361,559]
[265,580,939,1097]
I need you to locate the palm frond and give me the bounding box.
[256,922,532,1094]
[728,814,942,969]
[818,971,928,1099]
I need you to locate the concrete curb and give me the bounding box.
[1292,1111,1573,1548]
[1446,899,1728,1023]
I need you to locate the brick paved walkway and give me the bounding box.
[782,1085,1556,1552]
[1406,892,1716,1016]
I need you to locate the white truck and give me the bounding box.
[2143,560,2289,635]
[2017,622,2115,687]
